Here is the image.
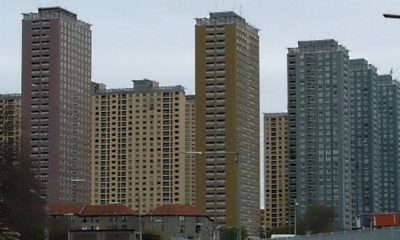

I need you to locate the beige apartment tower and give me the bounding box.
[185,95,196,206]
[91,80,186,212]
[195,12,260,235]
[264,113,289,231]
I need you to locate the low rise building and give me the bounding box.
[143,204,213,240]
[49,203,212,240]
[49,203,139,240]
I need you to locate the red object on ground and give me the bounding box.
[371,213,400,227]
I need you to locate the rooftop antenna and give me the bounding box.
[390,66,400,76]
[240,3,243,16]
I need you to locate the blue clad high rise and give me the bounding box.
[376,75,400,212]
[349,63,400,223]
[349,59,379,218]
[287,39,352,230]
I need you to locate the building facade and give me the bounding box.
[195,11,260,235]
[348,62,400,223]
[0,94,21,160]
[91,79,186,212]
[264,113,289,231]
[49,203,139,240]
[349,59,379,219]
[185,95,196,206]
[21,7,92,203]
[143,204,214,240]
[376,75,400,213]
[287,39,352,230]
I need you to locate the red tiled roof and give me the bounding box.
[49,203,87,215]
[147,204,208,217]
[81,204,138,216]
[48,203,138,216]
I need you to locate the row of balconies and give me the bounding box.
[32,34,50,41]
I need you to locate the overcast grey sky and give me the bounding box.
[1,0,399,113]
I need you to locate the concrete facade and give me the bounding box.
[91,80,186,212]
[264,113,289,231]
[195,11,260,235]
[21,7,92,203]
[376,75,400,212]
[348,62,400,224]
[287,39,352,230]
[349,59,379,220]
[185,95,196,206]
[49,203,139,240]
[143,204,213,240]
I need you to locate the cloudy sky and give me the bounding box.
[1,0,399,113]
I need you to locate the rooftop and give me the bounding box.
[49,203,86,215]
[94,79,185,95]
[49,203,138,216]
[82,204,138,216]
[264,112,287,118]
[196,11,259,32]
[350,58,377,72]
[23,6,90,27]
[0,94,21,100]
[288,39,348,54]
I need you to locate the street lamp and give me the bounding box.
[183,151,240,240]
[212,225,223,240]
[45,178,85,240]
[294,201,298,236]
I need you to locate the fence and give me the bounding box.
[287,227,400,240]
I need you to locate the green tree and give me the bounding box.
[298,205,334,234]
[220,227,248,240]
[0,142,44,239]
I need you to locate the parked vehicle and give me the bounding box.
[356,213,400,228]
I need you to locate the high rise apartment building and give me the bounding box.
[195,11,260,234]
[349,59,379,217]
[287,39,352,230]
[376,75,400,212]
[91,80,186,212]
[21,7,92,203]
[348,60,400,220]
[185,95,196,206]
[0,94,21,160]
[264,113,289,231]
